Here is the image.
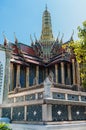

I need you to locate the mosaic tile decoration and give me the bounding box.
[27,105,42,121]
[71,105,86,120]
[52,104,68,121]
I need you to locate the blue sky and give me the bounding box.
[0,0,86,45]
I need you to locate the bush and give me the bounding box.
[0,123,12,130]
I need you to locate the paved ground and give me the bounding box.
[10,122,86,130]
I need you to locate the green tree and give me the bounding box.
[0,123,12,130]
[77,21,86,88]
[70,21,86,89]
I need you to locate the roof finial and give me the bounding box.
[14,32,18,44]
[34,33,37,42]
[56,32,60,42]
[2,32,8,46]
[45,4,47,11]
[60,33,64,44]
[70,29,74,41]
[30,34,34,46]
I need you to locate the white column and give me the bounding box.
[24,106,27,121]
[68,106,72,120]
[61,62,65,84]
[26,67,29,87]
[55,64,58,83]
[72,59,76,85]
[16,64,20,87]
[42,104,52,122]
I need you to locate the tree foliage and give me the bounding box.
[0,123,12,130]
[70,21,86,88]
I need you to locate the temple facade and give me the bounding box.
[0,7,86,123]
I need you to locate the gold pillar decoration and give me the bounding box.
[10,63,14,91]
[16,64,20,87]
[26,67,29,87]
[55,64,58,83]
[72,59,76,85]
[36,65,39,84]
[61,62,65,84]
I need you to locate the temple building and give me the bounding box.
[0,7,86,123]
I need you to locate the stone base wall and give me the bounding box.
[1,104,86,123]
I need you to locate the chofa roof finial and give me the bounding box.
[14,32,18,44]
[2,32,8,46]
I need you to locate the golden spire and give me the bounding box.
[40,5,54,42]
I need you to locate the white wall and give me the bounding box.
[0,50,6,104]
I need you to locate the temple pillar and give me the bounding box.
[16,64,20,87]
[24,105,27,121]
[36,66,39,84]
[67,63,71,79]
[61,62,65,84]
[26,67,29,87]
[76,62,80,90]
[68,105,72,120]
[42,104,52,122]
[67,63,71,84]
[55,64,58,83]
[10,63,14,91]
[72,59,76,85]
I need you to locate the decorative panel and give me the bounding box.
[25,94,35,101]
[27,105,42,121]
[68,94,79,101]
[8,98,14,103]
[71,106,86,120]
[12,106,24,121]
[53,92,65,99]
[2,108,11,119]
[52,104,68,121]
[29,64,36,86]
[20,66,26,88]
[16,96,24,102]
[81,96,86,102]
[38,92,43,99]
